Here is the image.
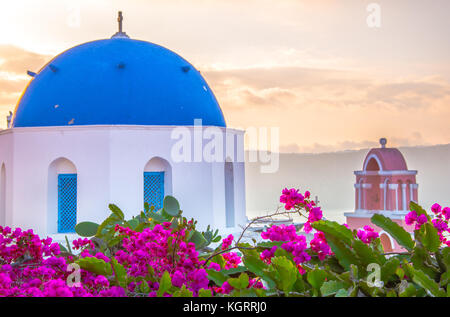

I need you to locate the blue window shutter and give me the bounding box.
[58,174,77,233]
[144,172,164,210]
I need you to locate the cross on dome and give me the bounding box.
[111,11,130,39]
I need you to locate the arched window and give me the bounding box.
[48,158,77,233]
[366,158,380,171]
[143,157,172,210]
[364,154,382,171]
[380,232,394,252]
[224,160,235,228]
[0,163,5,226]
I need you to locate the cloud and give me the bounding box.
[0,45,51,115]
[0,45,51,75]
[203,66,450,113]
[279,133,431,154]
[366,81,450,109]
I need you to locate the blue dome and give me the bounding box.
[12,38,226,127]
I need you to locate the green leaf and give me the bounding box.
[163,196,180,217]
[97,215,121,236]
[157,271,172,297]
[111,257,127,289]
[188,231,208,250]
[349,264,359,281]
[311,220,353,245]
[410,267,446,297]
[269,256,298,293]
[108,204,125,220]
[440,271,450,286]
[307,268,327,290]
[228,273,249,290]
[75,257,112,276]
[148,210,170,223]
[325,234,361,271]
[210,254,226,270]
[65,235,73,254]
[75,222,99,237]
[198,288,213,297]
[398,281,417,297]
[256,241,286,249]
[126,218,139,230]
[205,269,228,286]
[335,289,349,297]
[386,290,397,297]
[140,281,150,293]
[441,247,450,270]
[58,243,68,253]
[381,257,400,282]
[411,246,440,280]
[348,285,359,297]
[410,201,429,217]
[222,266,247,275]
[422,223,441,253]
[173,285,193,297]
[371,214,414,251]
[352,239,385,267]
[242,252,276,289]
[293,271,306,293]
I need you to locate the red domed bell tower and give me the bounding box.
[345,138,418,252]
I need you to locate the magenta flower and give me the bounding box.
[431,203,442,214]
[357,226,379,244]
[405,211,417,225]
[221,234,234,250]
[280,188,305,210]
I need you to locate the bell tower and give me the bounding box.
[345,139,418,252]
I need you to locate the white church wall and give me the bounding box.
[1,125,247,236]
[0,130,13,227]
[211,161,227,230]
[108,128,177,218]
[108,126,244,231]
[172,161,215,230]
[10,127,111,236]
[233,161,247,226]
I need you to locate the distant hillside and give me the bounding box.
[245,144,450,222]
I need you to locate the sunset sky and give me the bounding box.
[1,0,449,153]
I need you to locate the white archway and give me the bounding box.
[47,157,77,234]
[379,230,395,252]
[364,154,383,171]
[143,157,172,209]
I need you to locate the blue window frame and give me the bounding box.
[58,173,77,233]
[144,172,164,210]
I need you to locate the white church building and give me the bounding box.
[0,13,247,238]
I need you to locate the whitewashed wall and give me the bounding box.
[0,125,246,238]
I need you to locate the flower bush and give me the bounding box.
[0,189,449,297]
